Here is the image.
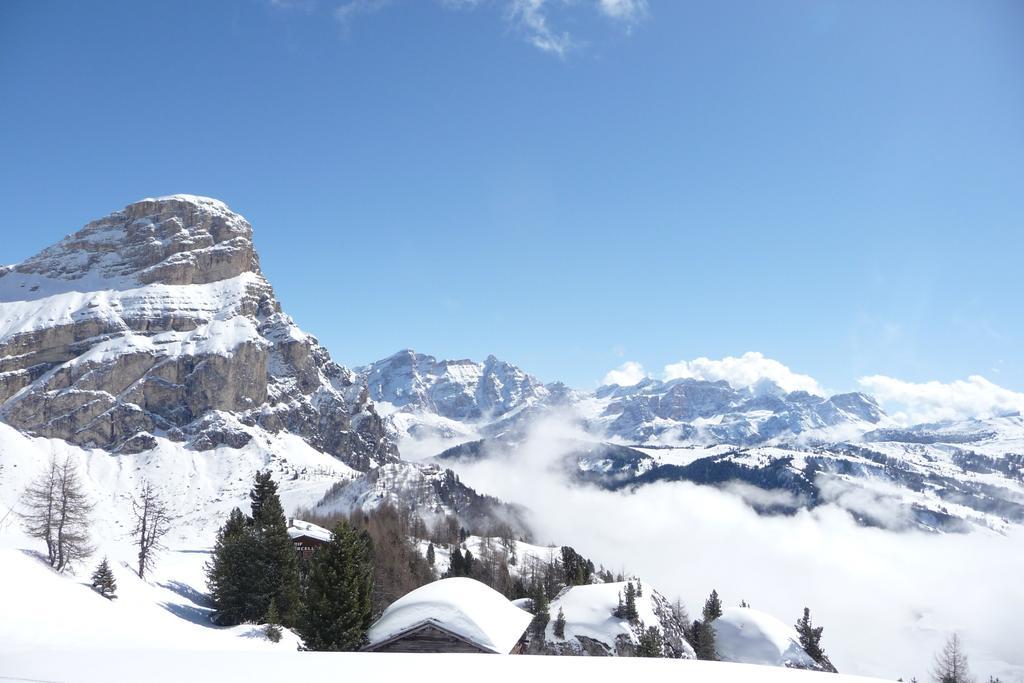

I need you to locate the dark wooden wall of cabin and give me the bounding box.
[368,624,493,654]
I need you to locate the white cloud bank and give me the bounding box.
[449,415,1024,682]
[664,351,825,395]
[601,360,647,387]
[858,374,1024,425]
[601,352,1024,426]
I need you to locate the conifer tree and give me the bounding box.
[298,520,373,651]
[426,542,435,567]
[636,579,643,597]
[795,607,827,664]
[264,598,283,643]
[624,581,639,622]
[90,557,117,599]
[638,624,663,657]
[693,619,718,661]
[553,606,566,639]
[529,577,550,637]
[205,507,262,625]
[446,547,464,577]
[462,548,475,577]
[703,589,723,622]
[248,471,301,626]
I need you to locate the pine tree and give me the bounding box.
[693,619,718,661]
[703,589,723,622]
[426,542,435,567]
[795,607,828,665]
[623,581,639,622]
[636,579,643,597]
[462,548,475,577]
[446,547,464,577]
[298,520,374,651]
[206,507,262,625]
[553,606,566,639]
[264,598,283,643]
[637,624,663,657]
[560,546,594,586]
[529,578,550,637]
[932,634,972,683]
[90,557,117,599]
[249,470,302,626]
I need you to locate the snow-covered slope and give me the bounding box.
[713,607,820,670]
[0,533,301,654]
[1,650,892,683]
[0,195,395,470]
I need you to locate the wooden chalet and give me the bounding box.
[363,577,532,654]
[286,519,331,560]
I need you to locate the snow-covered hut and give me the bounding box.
[286,519,331,560]
[363,577,532,654]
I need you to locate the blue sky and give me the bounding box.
[1,0,1022,402]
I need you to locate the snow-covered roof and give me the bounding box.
[365,578,532,654]
[287,519,331,543]
[712,606,817,669]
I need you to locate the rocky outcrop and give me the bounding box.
[311,460,531,536]
[0,195,397,470]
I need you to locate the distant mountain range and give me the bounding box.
[1,195,1021,540]
[357,349,1024,533]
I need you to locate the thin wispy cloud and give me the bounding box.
[596,0,648,25]
[270,0,647,55]
[505,0,574,57]
[334,0,390,31]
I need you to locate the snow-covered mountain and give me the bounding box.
[0,195,395,470]
[589,378,887,445]
[355,349,577,459]
[359,351,888,456]
[0,196,521,537]
[363,350,1024,533]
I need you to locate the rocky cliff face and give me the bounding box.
[0,195,396,470]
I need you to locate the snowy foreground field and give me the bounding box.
[0,530,890,683]
[1,651,888,683]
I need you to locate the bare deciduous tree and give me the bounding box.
[131,480,173,579]
[22,456,94,572]
[932,633,973,683]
